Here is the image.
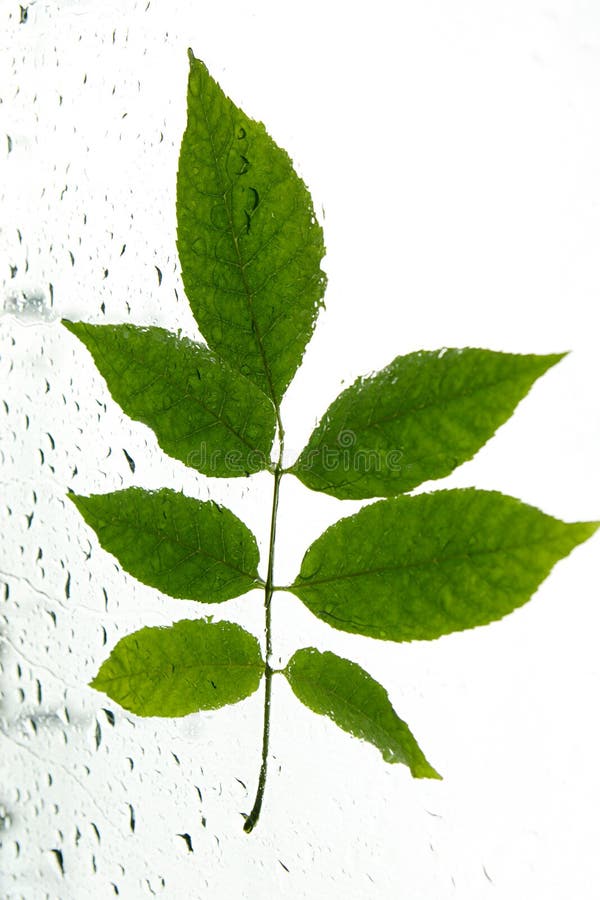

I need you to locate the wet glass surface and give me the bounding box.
[2,3,599,898]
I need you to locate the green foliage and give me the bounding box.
[291,348,565,499]
[290,489,597,641]
[62,51,598,832]
[91,619,263,716]
[63,322,276,476]
[285,648,441,778]
[69,487,261,602]
[177,50,327,405]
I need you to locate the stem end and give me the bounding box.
[243,814,257,834]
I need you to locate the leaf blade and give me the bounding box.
[291,349,565,498]
[177,51,326,405]
[91,619,264,716]
[63,322,276,477]
[70,487,261,602]
[284,648,440,778]
[290,489,598,641]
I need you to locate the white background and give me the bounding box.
[1,1,599,898]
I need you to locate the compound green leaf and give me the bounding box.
[291,349,565,499]
[91,619,264,716]
[284,647,440,778]
[70,487,261,602]
[289,489,598,641]
[63,322,276,477]
[177,51,326,406]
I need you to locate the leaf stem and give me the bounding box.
[244,427,284,833]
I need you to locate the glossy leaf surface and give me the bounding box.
[177,51,326,405]
[292,349,565,499]
[70,487,261,602]
[290,489,598,641]
[91,619,264,716]
[285,647,440,778]
[63,322,276,476]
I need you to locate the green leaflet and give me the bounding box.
[63,322,276,477]
[291,349,565,499]
[289,489,598,642]
[284,648,440,778]
[91,619,264,716]
[70,487,261,602]
[177,50,326,406]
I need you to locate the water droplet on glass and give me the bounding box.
[177,833,193,852]
[122,448,135,473]
[50,848,65,875]
[2,289,56,324]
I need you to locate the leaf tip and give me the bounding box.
[390,746,442,780]
[88,673,103,693]
[564,518,600,553]
[580,520,600,541]
[187,48,207,77]
[62,319,90,344]
[545,350,569,368]
[61,318,76,335]
[66,490,84,510]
